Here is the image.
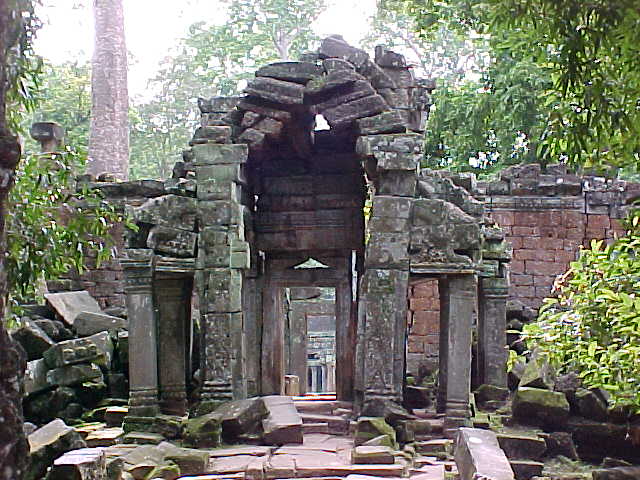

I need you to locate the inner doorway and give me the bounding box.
[285,286,337,395]
[261,255,355,400]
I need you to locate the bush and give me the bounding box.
[524,209,640,413]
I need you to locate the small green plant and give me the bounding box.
[523,209,640,413]
[6,147,129,315]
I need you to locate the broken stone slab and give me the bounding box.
[214,397,268,441]
[256,61,323,84]
[322,94,388,129]
[455,428,514,480]
[356,133,424,156]
[46,363,103,388]
[85,427,124,447]
[43,331,113,369]
[305,69,364,97]
[190,125,232,145]
[122,431,166,445]
[512,387,570,428]
[496,433,546,461]
[245,76,305,105]
[352,446,395,464]
[44,290,103,328]
[192,143,249,166]
[24,358,50,396]
[575,387,608,421]
[131,194,197,232]
[356,110,406,135]
[509,459,543,480]
[519,356,555,389]
[158,442,210,476]
[147,225,198,258]
[183,412,222,448]
[324,57,356,72]
[48,447,106,480]
[105,406,128,427]
[198,96,242,114]
[312,80,376,112]
[592,466,640,480]
[318,34,364,59]
[11,320,55,360]
[362,434,394,448]
[261,395,303,445]
[355,417,397,447]
[74,311,128,337]
[26,418,87,480]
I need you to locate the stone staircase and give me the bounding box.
[293,394,353,435]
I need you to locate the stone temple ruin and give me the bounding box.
[17,35,640,480]
[121,34,512,438]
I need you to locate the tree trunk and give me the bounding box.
[0,1,29,478]
[88,0,129,180]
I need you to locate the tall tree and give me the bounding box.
[88,0,129,180]
[0,0,38,477]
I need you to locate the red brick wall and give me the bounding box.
[489,209,624,309]
[407,279,440,376]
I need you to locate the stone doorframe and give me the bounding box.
[261,254,355,401]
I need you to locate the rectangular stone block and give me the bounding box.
[193,143,248,166]
[49,447,107,480]
[147,225,197,258]
[356,133,424,156]
[196,164,247,184]
[323,95,388,129]
[374,151,420,171]
[43,331,113,369]
[204,268,242,313]
[377,170,417,197]
[372,196,413,219]
[365,232,410,269]
[198,201,244,227]
[44,290,102,327]
[197,179,243,202]
[245,77,305,105]
[46,363,103,387]
[261,396,303,445]
[455,428,514,480]
[74,311,128,337]
[25,358,50,396]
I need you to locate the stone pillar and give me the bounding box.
[121,249,159,417]
[156,278,191,416]
[194,140,251,411]
[440,274,477,438]
[335,274,353,400]
[287,306,308,396]
[261,283,285,395]
[478,277,509,389]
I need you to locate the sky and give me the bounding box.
[34,0,378,101]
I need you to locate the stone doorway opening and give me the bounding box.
[285,285,337,395]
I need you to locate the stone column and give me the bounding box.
[440,274,477,438]
[287,307,308,396]
[156,278,191,416]
[121,249,159,417]
[194,140,251,412]
[261,282,285,395]
[478,277,509,389]
[335,273,353,400]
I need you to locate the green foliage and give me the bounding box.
[20,61,91,152]
[6,148,126,308]
[524,210,640,412]
[390,0,640,173]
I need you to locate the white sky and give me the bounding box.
[34,0,377,101]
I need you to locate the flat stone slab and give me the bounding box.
[74,311,128,336]
[44,290,102,327]
[352,446,395,464]
[208,454,255,474]
[48,447,106,480]
[408,465,445,480]
[209,446,271,457]
[455,428,514,480]
[85,427,124,447]
[262,395,303,445]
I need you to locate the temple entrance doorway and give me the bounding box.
[261,255,356,401]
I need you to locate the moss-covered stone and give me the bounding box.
[512,387,570,428]
[183,412,222,448]
[355,416,397,447]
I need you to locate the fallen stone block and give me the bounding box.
[48,447,106,479]
[26,418,87,480]
[592,466,640,480]
[497,433,546,461]
[74,311,129,337]
[11,320,55,360]
[455,427,514,480]
[509,459,543,480]
[105,405,128,427]
[355,417,397,447]
[245,77,305,105]
[512,387,570,428]
[352,446,395,464]
[362,434,394,448]
[183,412,222,448]
[322,94,388,129]
[256,61,323,84]
[43,331,113,369]
[44,290,103,327]
[214,397,268,441]
[158,442,210,476]
[85,427,124,447]
[46,363,103,388]
[24,358,51,396]
[261,395,303,445]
